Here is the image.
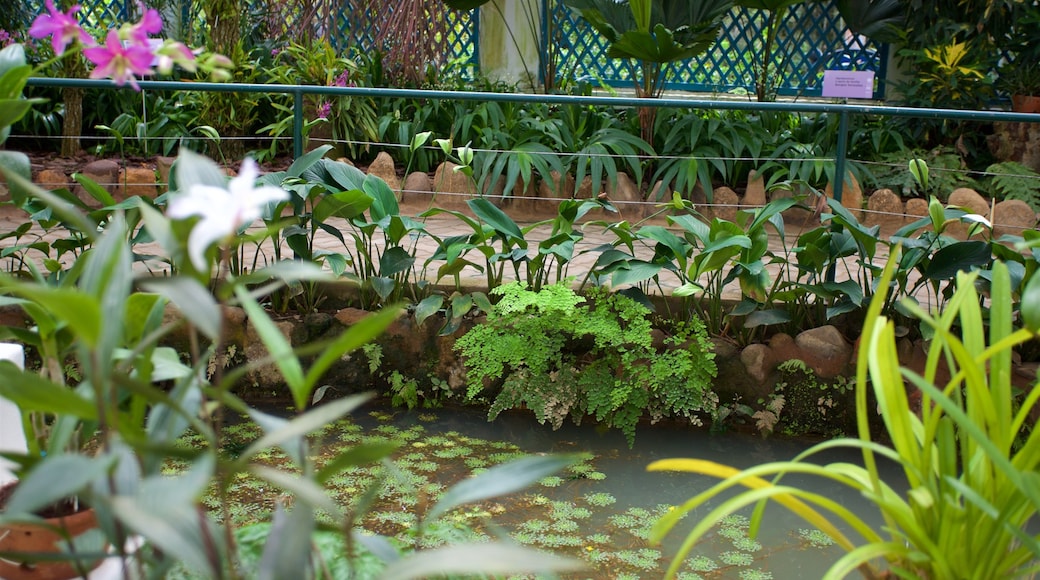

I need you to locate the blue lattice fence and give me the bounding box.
[546,1,888,99]
[19,0,478,76]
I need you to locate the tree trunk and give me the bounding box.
[60,54,84,157]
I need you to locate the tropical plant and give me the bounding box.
[985,160,1040,213]
[649,255,1040,579]
[558,0,734,142]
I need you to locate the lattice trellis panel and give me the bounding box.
[546,0,888,99]
[22,0,477,78]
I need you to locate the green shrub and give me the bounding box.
[985,161,1040,213]
[455,281,717,445]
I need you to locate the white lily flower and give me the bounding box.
[167,158,288,271]
[961,213,992,229]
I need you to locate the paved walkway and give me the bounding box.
[0,196,917,309]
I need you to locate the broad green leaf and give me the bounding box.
[235,283,306,405]
[379,246,415,276]
[0,150,31,205]
[72,173,117,207]
[287,144,333,178]
[259,504,315,580]
[611,261,662,287]
[427,454,579,522]
[172,148,227,193]
[0,362,98,419]
[378,543,585,580]
[924,241,991,281]
[303,306,401,394]
[0,282,101,347]
[469,197,524,241]
[745,308,791,328]
[1022,270,1040,332]
[6,454,114,516]
[413,295,444,327]
[141,277,221,341]
[365,174,400,220]
[313,189,372,222]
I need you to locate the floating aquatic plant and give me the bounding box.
[739,569,773,580]
[719,551,755,566]
[539,475,565,487]
[584,492,617,506]
[687,555,718,572]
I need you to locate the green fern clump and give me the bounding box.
[985,161,1040,213]
[455,281,717,445]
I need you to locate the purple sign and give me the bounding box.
[821,70,875,99]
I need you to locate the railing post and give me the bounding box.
[293,89,304,159]
[833,108,849,205]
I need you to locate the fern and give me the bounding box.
[986,161,1040,213]
[455,281,718,446]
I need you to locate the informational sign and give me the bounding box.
[821,70,875,99]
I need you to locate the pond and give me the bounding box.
[204,402,906,579]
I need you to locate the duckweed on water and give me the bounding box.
[180,409,833,578]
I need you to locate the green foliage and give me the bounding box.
[985,161,1040,213]
[868,147,977,199]
[456,281,717,445]
[649,257,1040,579]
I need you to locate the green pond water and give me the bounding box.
[203,403,905,579]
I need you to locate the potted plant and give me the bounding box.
[995,2,1040,113]
[996,59,1040,113]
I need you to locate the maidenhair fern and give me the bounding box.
[986,161,1040,213]
[455,281,717,445]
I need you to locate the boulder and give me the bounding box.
[743,169,767,207]
[74,159,120,207]
[946,188,991,239]
[36,169,70,191]
[366,152,401,196]
[794,325,852,378]
[432,161,477,211]
[401,171,432,210]
[740,343,776,384]
[709,186,740,222]
[537,170,575,199]
[823,171,863,219]
[156,156,176,192]
[866,188,905,232]
[117,167,157,201]
[992,199,1037,238]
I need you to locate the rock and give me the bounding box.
[74,159,120,207]
[794,325,852,378]
[946,188,991,239]
[432,161,477,211]
[537,170,575,199]
[866,188,905,231]
[905,197,929,220]
[366,152,401,196]
[401,171,432,210]
[709,186,739,222]
[768,333,800,363]
[740,343,776,384]
[244,318,299,388]
[156,156,175,192]
[743,169,767,207]
[603,173,642,219]
[824,171,863,219]
[117,167,157,201]
[992,199,1037,238]
[770,186,817,227]
[36,169,69,190]
[648,180,670,203]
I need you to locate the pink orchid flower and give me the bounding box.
[155,40,196,75]
[28,0,93,55]
[128,3,162,44]
[83,29,154,89]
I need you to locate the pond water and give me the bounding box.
[319,402,908,580]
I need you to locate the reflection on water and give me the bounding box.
[351,402,907,579]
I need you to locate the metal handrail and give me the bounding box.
[24,77,1040,203]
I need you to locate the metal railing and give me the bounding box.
[23,77,1040,203]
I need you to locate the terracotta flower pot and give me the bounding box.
[1011,94,1040,113]
[0,506,101,580]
